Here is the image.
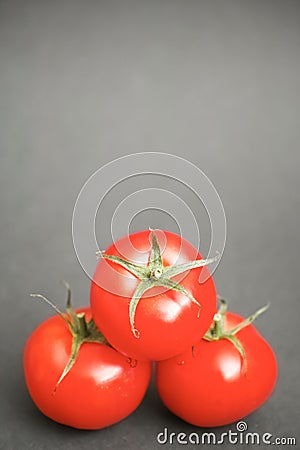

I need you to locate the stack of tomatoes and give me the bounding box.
[24,230,277,429]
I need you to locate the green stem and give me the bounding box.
[31,283,109,390]
[96,229,218,338]
[77,312,89,338]
[211,313,223,338]
[203,297,270,370]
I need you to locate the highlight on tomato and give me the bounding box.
[24,283,152,430]
[90,229,219,361]
[156,297,277,427]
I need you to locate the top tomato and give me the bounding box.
[90,229,217,361]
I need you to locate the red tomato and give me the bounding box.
[156,308,277,427]
[24,307,151,429]
[90,230,217,361]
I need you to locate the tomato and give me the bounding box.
[156,301,277,427]
[24,291,151,430]
[90,229,217,361]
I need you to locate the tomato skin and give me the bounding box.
[24,308,152,430]
[156,311,277,427]
[90,230,217,361]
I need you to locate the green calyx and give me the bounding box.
[97,229,219,338]
[30,281,108,391]
[203,295,270,370]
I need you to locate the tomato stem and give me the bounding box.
[97,229,219,338]
[203,297,270,371]
[77,312,89,339]
[211,313,223,338]
[30,283,109,390]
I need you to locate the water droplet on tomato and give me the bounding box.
[177,360,185,365]
[127,357,137,368]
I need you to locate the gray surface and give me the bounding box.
[1,0,300,449]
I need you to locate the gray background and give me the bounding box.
[1,0,300,449]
